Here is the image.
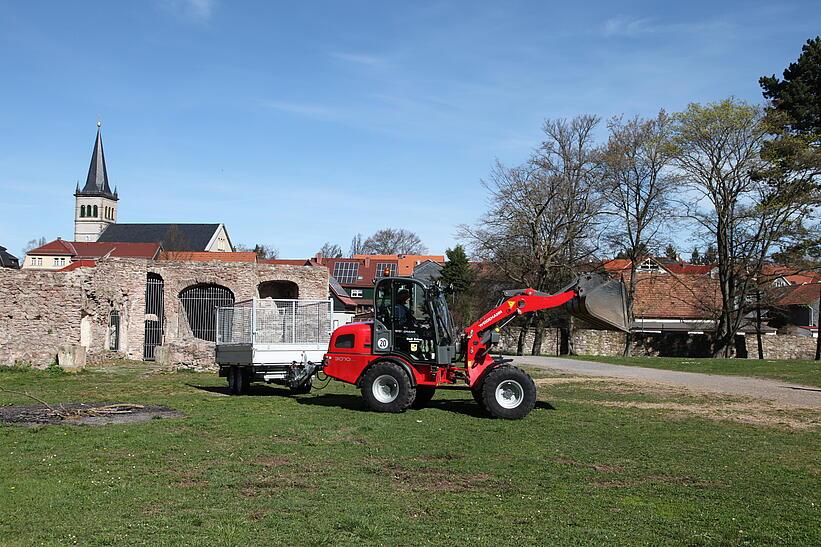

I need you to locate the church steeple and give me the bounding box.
[76,121,117,200]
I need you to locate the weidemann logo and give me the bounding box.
[478,309,503,329]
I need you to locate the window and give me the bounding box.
[333,262,360,284]
[109,310,120,351]
[350,289,363,298]
[375,263,397,277]
[179,284,235,341]
[80,205,86,217]
[637,259,661,273]
[93,205,98,217]
[335,333,355,349]
[53,257,66,267]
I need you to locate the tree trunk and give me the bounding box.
[755,288,764,360]
[567,316,576,355]
[516,317,533,356]
[531,313,544,356]
[815,285,820,361]
[622,331,632,357]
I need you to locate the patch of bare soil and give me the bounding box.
[377,461,498,493]
[0,402,183,427]
[579,399,820,430]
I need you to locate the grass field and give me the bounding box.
[564,355,821,387]
[1,362,819,545]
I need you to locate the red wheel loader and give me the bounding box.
[318,273,628,419]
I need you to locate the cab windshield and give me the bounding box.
[431,291,454,344]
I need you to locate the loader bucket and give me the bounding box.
[564,274,629,332]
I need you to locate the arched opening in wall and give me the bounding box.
[179,284,235,341]
[258,280,299,300]
[109,310,120,351]
[80,205,86,218]
[93,205,98,217]
[80,313,92,348]
[144,273,165,360]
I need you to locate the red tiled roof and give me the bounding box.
[665,263,715,275]
[632,272,720,320]
[319,257,395,287]
[602,258,632,272]
[28,239,161,259]
[773,283,821,306]
[57,260,97,272]
[263,258,312,266]
[160,251,257,262]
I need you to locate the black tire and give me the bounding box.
[290,377,313,395]
[361,362,416,413]
[228,366,249,395]
[471,381,487,412]
[480,366,536,420]
[411,386,436,409]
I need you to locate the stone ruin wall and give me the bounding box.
[745,334,817,360]
[0,258,329,369]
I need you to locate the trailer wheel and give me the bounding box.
[411,386,436,409]
[480,366,536,420]
[228,366,249,395]
[361,362,415,413]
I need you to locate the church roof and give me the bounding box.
[96,223,224,252]
[76,123,117,200]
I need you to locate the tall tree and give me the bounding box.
[362,228,427,255]
[461,115,604,355]
[439,245,477,329]
[599,111,677,355]
[318,242,343,258]
[690,247,701,264]
[664,244,678,260]
[760,37,821,360]
[673,98,814,357]
[348,233,365,257]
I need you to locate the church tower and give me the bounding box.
[74,122,118,242]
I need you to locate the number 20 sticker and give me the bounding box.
[377,337,389,350]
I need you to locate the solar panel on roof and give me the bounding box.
[375,263,397,277]
[333,262,360,284]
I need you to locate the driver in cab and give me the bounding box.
[394,288,413,329]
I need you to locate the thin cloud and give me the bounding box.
[329,51,386,67]
[602,16,733,38]
[158,0,215,23]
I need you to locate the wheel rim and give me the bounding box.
[372,374,400,404]
[495,379,524,409]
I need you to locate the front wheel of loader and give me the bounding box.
[480,366,536,420]
[361,362,415,413]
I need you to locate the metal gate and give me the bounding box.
[109,310,120,351]
[143,273,165,360]
[179,284,235,342]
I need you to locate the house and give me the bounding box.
[767,282,820,337]
[97,223,233,252]
[0,246,19,269]
[22,239,161,270]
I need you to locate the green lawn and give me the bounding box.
[1,362,819,545]
[563,355,821,387]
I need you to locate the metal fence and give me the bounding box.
[216,299,332,346]
[143,273,165,360]
[180,284,235,342]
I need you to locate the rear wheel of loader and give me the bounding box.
[481,366,536,420]
[361,362,415,413]
[411,386,436,409]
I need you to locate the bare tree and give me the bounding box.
[461,115,604,355]
[319,242,343,258]
[22,237,47,256]
[349,233,365,257]
[362,228,428,255]
[236,243,279,259]
[673,98,815,357]
[599,111,678,355]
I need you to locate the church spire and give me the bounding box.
[77,121,116,199]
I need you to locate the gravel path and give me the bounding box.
[511,356,821,408]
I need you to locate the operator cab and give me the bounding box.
[373,277,456,365]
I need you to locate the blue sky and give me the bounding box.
[0,1,818,258]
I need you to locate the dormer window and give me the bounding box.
[637,259,661,273]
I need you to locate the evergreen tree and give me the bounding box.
[440,245,475,292]
[664,243,678,260]
[703,244,717,264]
[690,247,701,264]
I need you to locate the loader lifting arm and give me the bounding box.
[462,274,628,386]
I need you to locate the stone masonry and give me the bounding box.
[745,334,817,360]
[0,257,328,369]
